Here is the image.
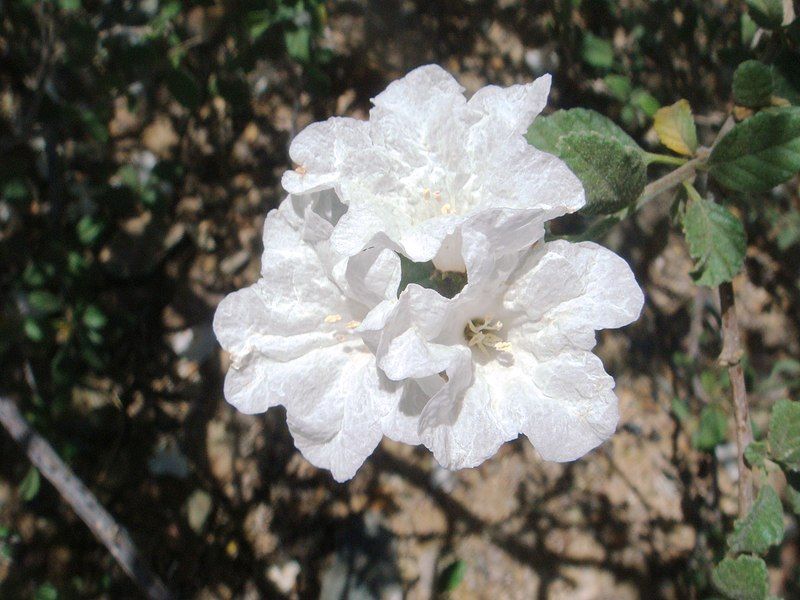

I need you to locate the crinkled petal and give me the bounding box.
[505,240,643,359]
[282,117,370,196]
[345,247,401,307]
[519,351,619,462]
[417,347,514,469]
[286,349,402,482]
[467,74,551,140]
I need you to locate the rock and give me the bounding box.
[267,561,301,595]
[148,436,190,479]
[185,489,213,533]
[244,504,278,558]
[141,116,179,159]
[220,250,250,275]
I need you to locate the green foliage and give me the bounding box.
[19,466,41,502]
[785,472,800,515]
[527,108,643,155]
[692,404,729,451]
[709,107,800,192]
[581,33,614,69]
[437,559,467,592]
[733,61,774,108]
[555,132,647,215]
[744,440,768,469]
[711,555,769,600]
[681,197,746,287]
[745,0,784,29]
[767,399,800,470]
[727,484,784,554]
[526,109,646,215]
[33,583,58,600]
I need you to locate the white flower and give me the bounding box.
[212,193,425,481]
[281,65,584,273]
[370,240,644,470]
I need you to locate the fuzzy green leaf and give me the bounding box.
[526,108,643,155]
[712,555,769,600]
[768,399,800,471]
[745,440,769,470]
[19,466,41,502]
[692,404,728,451]
[733,61,774,108]
[709,107,800,192]
[727,484,785,554]
[682,197,746,287]
[553,131,646,215]
[785,472,800,515]
[581,33,614,69]
[745,0,784,29]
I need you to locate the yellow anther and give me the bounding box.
[324,314,342,324]
[440,203,453,215]
[295,165,308,175]
[345,320,360,329]
[422,187,430,200]
[494,341,512,353]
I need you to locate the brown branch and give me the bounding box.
[718,282,755,517]
[0,396,173,600]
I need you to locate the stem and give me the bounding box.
[644,152,689,167]
[0,396,174,600]
[718,283,755,518]
[636,154,707,209]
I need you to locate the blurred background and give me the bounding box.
[1,0,800,598]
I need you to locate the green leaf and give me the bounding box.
[709,106,800,192]
[604,74,632,101]
[630,89,661,117]
[23,318,44,342]
[284,27,311,63]
[437,559,467,592]
[77,215,105,246]
[526,108,643,155]
[654,99,698,156]
[19,466,41,501]
[34,583,58,600]
[727,484,784,554]
[741,13,759,46]
[692,404,728,451]
[682,197,746,287]
[785,472,800,515]
[581,33,614,69]
[553,131,646,215]
[768,399,800,470]
[745,440,769,470]
[28,290,62,314]
[671,398,691,423]
[712,555,769,600]
[82,306,107,330]
[746,0,784,29]
[734,61,774,108]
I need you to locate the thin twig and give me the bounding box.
[636,153,708,209]
[718,283,755,517]
[0,396,173,600]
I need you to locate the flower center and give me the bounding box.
[463,317,511,354]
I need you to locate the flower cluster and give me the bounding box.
[213,65,644,481]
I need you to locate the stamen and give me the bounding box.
[441,203,453,215]
[294,165,307,175]
[463,317,510,356]
[324,314,342,324]
[433,190,442,202]
[345,320,360,329]
[422,187,430,200]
